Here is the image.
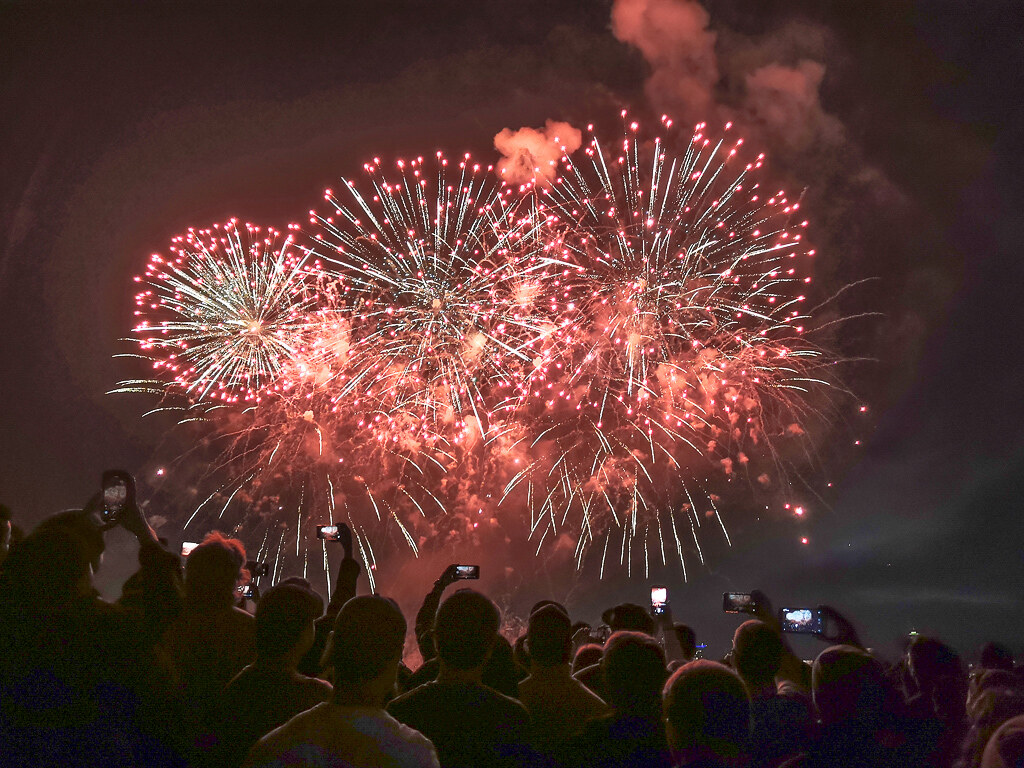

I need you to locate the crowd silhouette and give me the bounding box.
[1,489,1022,768]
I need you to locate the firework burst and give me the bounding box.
[126,219,322,403]
[306,152,554,448]
[505,115,844,576]
[116,117,860,589]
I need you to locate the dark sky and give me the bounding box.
[1,0,1021,657]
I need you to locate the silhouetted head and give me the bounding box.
[981,713,1024,767]
[527,604,572,669]
[184,531,246,609]
[434,589,500,671]
[732,620,783,686]
[602,630,667,715]
[573,643,603,674]
[980,642,1015,672]
[601,603,655,636]
[530,599,568,617]
[332,595,406,695]
[0,526,92,607]
[663,660,751,758]
[35,510,105,573]
[483,634,520,697]
[256,583,323,664]
[674,623,698,661]
[813,645,885,728]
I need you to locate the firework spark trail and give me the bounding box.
[307,152,555,448]
[126,219,322,403]
[503,114,845,575]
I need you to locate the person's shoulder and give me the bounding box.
[388,680,435,713]
[229,606,256,623]
[378,709,441,760]
[481,684,530,721]
[243,703,327,765]
[571,677,610,710]
[297,673,333,701]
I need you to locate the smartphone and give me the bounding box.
[101,470,133,525]
[317,525,342,541]
[247,561,269,578]
[454,565,480,580]
[651,585,668,616]
[237,583,258,599]
[181,541,199,557]
[779,607,824,634]
[723,592,756,613]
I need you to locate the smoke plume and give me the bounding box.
[494,119,583,186]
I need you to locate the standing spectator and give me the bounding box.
[783,645,898,768]
[569,631,673,768]
[218,583,332,767]
[297,523,360,677]
[664,660,751,767]
[387,589,531,768]
[732,619,812,767]
[904,636,969,767]
[518,604,610,758]
[160,532,255,751]
[244,595,438,768]
[0,518,180,767]
[574,603,656,698]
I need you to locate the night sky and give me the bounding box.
[2,0,1021,659]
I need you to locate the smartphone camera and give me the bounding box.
[454,565,480,580]
[779,607,824,634]
[317,525,342,541]
[237,583,258,599]
[101,471,130,525]
[723,592,756,614]
[651,585,668,616]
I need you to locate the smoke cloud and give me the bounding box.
[610,0,718,124]
[494,119,583,186]
[609,0,842,155]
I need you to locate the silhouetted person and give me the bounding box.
[518,605,610,758]
[674,624,698,662]
[568,630,672,768]
[783,645,898,768]
[980,643,1015,673]
[732,619,812,767]
[297,523,360,677]
[244,595,438,768]
[573,643,603,674]
[218,583,332,767]
[387,589,531,768]
[484,634,525,698]
[980,713,1024,768]
[406,565,463,692]
[574,603,656,698]
[161,531,255,753]
[904,636,968,766]
[0,521,180,767]
[664,660,752,767]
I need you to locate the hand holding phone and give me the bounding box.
[651,585,668,616]
[722,592,757,614]
[778,607,824,634]
[317,525,342,541]
[101,470,133,527]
